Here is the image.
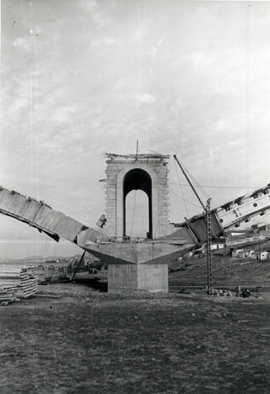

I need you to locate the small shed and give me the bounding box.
[251,251,268,261]
[238,251,248,258]
[232,249,243,257]
[246,250,255,257]
[211,242,225,250]
[260,251,268,260]
[239,250,254,258]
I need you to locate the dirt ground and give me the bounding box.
[1,284,269,394]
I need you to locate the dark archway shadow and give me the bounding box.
[123,168,152,239]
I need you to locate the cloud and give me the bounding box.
[137,93,155,104]
[91,37,116,47]
[1,0,270,258]
[77,0,112,28]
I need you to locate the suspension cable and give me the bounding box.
[169,183,263,190]
[173,158,190,217]
[174,155,207,211]
[130,190,137,237]
[179,160,210,200]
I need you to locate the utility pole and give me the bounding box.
[173,155,213,292]
[206,198,213,292]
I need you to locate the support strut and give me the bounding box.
[72,251,86,281]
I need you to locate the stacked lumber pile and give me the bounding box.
[0,287,19,305]
[0,265,38,303]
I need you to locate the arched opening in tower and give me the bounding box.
[123,169,152,239]
[125,190,149,238]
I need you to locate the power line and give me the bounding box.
[173,155,208,210]
[169,183,263,189]
[177,160,210,200]
[169,189,202,209]
[173,159,189,217]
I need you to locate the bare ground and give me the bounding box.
[1,284,269,394]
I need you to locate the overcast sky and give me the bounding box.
[1,0,270,259]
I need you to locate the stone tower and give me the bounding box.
[104,153,171,239]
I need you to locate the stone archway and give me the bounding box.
[105,153,170,239]
[123,168,152,238]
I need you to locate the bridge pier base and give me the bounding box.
[107,263,168,293]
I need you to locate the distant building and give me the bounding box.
[238,251,247,258]
[232,249,243,257]
[238,250,254,258]
[251,223,270,235]
[211,240,225,250]
[259,224,270,236]
[250,251,268,260]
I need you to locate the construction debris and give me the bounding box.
[211,289,233,297]
[241,288,251,298]
[0,265,38,304]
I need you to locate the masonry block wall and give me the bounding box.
[108,263,168,293]
[104,153,171,239]
[137,264,168,292]
[108,264,138,292]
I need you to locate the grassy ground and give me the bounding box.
[1,287,269,394]
[169,252,270,290]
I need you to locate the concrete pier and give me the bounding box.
[108,263,168,293]
[101,153,174,292]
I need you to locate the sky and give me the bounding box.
[1,0,270,259]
